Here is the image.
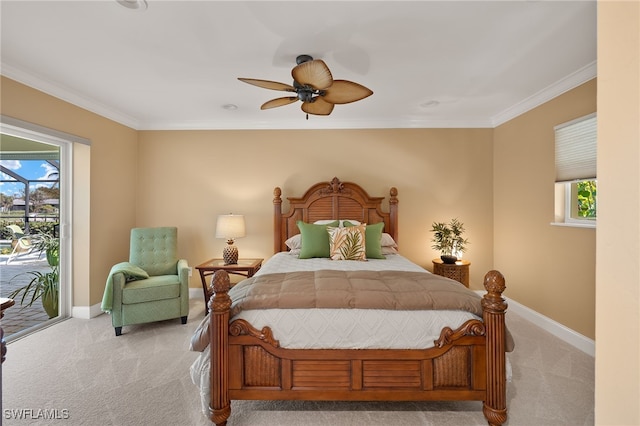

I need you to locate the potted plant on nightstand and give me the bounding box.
[430,218,469,264]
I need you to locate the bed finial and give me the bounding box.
[389,187,398,205]
[274,187,283,254]
[482,270,506,301]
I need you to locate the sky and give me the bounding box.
[0,160,59,197]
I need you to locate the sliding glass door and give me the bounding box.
[0,125,71,339]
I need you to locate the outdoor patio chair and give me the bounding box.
[5,225,37,264]
[101,227,190,336]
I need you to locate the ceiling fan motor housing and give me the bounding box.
[293,80,323,102]
[296,54,314,65]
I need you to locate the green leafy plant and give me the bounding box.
[430,218,469,258]
[576,180,597,218]
[9,267,59,318]
[8,232,60,318]
[33,232,60,267]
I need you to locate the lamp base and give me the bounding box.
[223,244,239,265]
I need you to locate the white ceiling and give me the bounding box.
[0,1,597,130]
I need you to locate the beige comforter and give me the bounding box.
[229,270,483,317]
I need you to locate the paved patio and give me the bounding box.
[0,250,52,338]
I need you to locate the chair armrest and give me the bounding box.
[177,259,189,283]
[112,271,127,291]
[177,259,190,316]
[110,272,127,324]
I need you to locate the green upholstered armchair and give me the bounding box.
[105,227,189,336]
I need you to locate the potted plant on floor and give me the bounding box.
[8,232,60,318]
[430,218,469,264]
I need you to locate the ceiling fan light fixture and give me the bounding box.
[116,0,148,10]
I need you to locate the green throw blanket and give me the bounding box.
[101,262,149,313]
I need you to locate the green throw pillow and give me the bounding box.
[344,221,385,259]
[296,220,339,258]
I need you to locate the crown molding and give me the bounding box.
[1,63,141,130]
[491,61,597,127]
[138,117,495,131]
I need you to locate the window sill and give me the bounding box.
[550,222,596,229]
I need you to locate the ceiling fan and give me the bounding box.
[238,54,373,119]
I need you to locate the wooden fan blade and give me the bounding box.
[292,60,333,90]
[322,80,373,104]
[261,97,298,110]
[238,78,295,92]
[301,97,335,116]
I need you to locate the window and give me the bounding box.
[553,113,597,228]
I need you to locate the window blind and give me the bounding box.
[555,113,597,182]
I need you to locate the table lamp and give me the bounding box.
[215,214,246,264]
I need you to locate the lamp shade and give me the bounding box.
[215,214,246,240]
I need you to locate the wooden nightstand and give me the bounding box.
[195,258,263,314]
[432,259,470,287]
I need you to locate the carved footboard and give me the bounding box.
[208,270,508,426]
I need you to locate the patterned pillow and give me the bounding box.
[344,221,386,259]
[327,225,367,261]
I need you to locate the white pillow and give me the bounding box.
[381,246,399,255]
[285,234,302,250]
[380,233,398,248]
[313,220,338,225]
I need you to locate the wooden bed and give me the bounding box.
[208,177,508,425]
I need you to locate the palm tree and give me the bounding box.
[45,168,59,189]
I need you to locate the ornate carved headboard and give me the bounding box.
[273,177,398,253]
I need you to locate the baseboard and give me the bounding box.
[476,291,595,357]
[189,288,201,300]
[72,303,104,319]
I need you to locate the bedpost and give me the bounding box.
[209,270,232,426]
[481,270,508,426]
[274,186,283,254]
[389,187,398,244]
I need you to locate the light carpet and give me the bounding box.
[2,298,594,425]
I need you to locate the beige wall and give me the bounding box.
[595,1,640,424]
[1,77,138,308]
[493,79,597,339]
[137,128,495,290]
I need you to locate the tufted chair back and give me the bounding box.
[129,227,178,276]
